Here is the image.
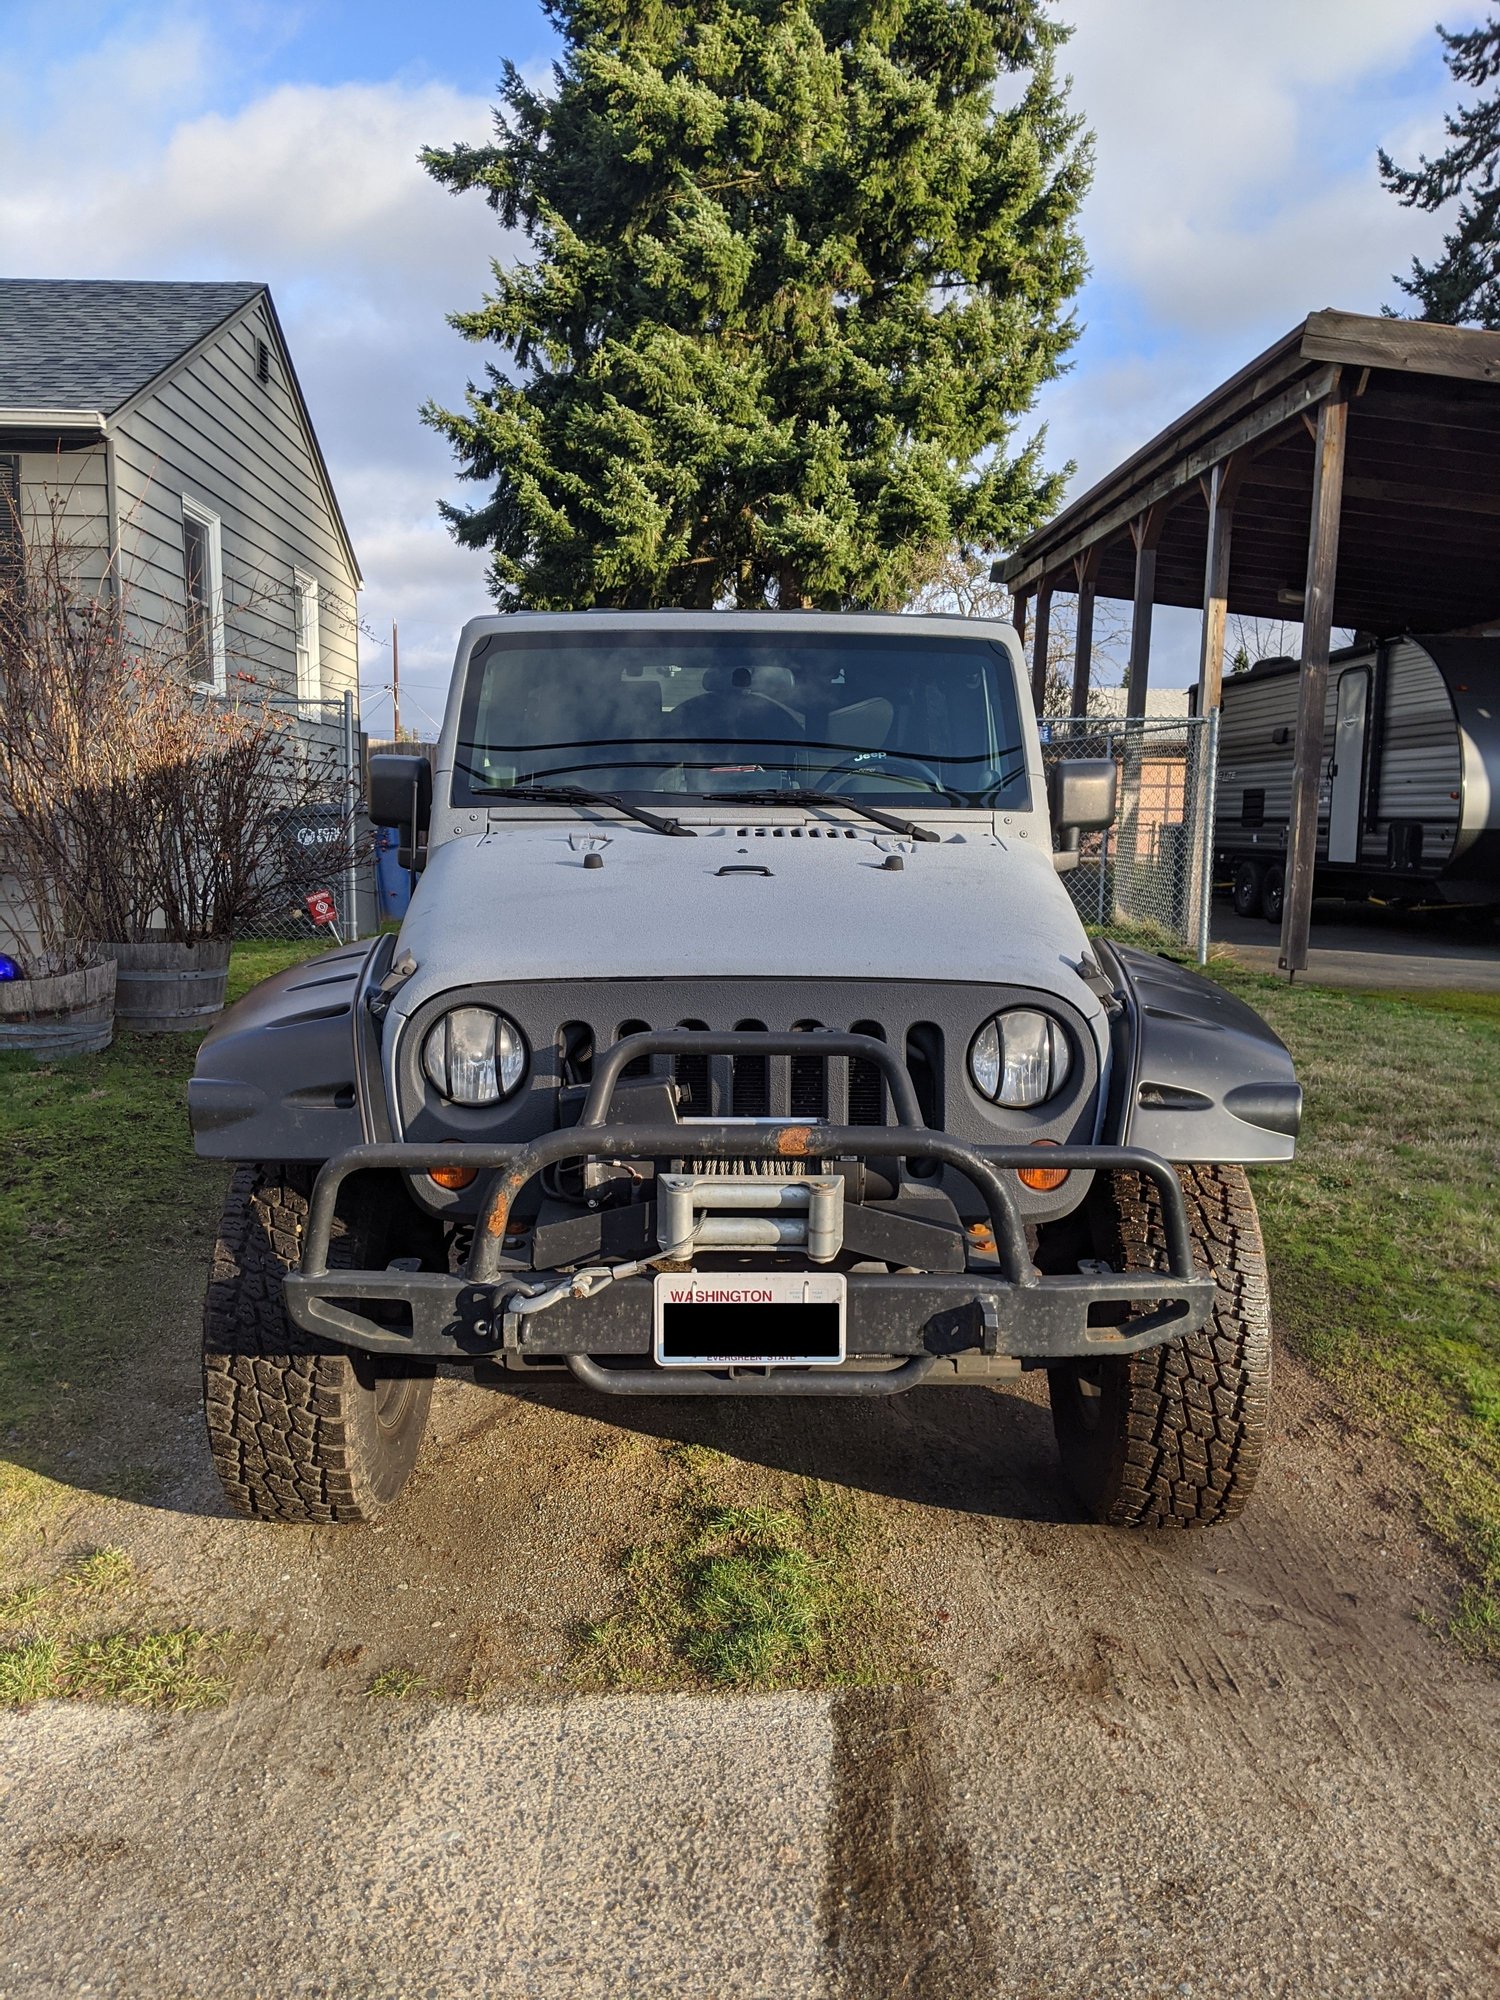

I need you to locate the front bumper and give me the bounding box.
[283,1117,1215,1399]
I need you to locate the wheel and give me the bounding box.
[1048,1164,1271,1527]
[1231,861,1265,918]
[1261,864,1285,924]
[202,1165,442,1524]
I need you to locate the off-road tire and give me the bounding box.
[1048,1164,1270,1527]
[203,1165,440,1524]
[1231,861,1265,919]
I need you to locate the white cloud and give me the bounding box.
[4,2,1486,709]
[1057,0,1482,337]
[0,38,509,729]
[1022,0,1489,685]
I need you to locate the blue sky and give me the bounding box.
[0,1,1484,726]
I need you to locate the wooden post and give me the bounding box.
[1030,579,1053,715]
[1070,546,1100,718]
[1196,455,1245,714]
[1012,587,1029,649]
[1279,387,1348,977]
[1125,504,1166,718]
[1185,460,1242,951]
[1114,505,1168,919]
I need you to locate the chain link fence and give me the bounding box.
[233,690,368,945]
[1038,711,1219,961]
[233,701,1219,957]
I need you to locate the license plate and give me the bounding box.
[653,1271,847,1367]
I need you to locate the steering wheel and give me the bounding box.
[819,751,949,795]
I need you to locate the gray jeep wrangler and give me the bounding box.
[189,612,1300,1527]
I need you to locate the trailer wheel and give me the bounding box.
[1048,1164,1271,1527]
[202,1165,443,1524]
[1231,861,1266,918]
[1261,864,1285,924]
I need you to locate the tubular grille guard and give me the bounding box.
[287,1029,1213,1387]
[298,1125,1198,1293]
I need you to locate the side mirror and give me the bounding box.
[1048,757,1116,833]
[368,753,432,834]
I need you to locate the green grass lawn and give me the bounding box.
[0,941,329,1533]
[0,939,1496,1654]
[1215,969,1500,1650]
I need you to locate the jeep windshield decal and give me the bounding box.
[451,629,1029,811]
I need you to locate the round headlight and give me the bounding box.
[422,1006,526,1106]
[968,1009,1071,1107]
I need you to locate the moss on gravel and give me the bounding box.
[0,1546,236,1710]
[575,1444,917,1691]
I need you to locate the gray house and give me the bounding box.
[0,279,360,705]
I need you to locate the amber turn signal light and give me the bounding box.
[428,1165,478,1191]
[1017,1141,1069,1193]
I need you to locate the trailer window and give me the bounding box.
[1240,788,1265,829]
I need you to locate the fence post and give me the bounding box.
[1195,706,1220,966]
[342,688,360,944]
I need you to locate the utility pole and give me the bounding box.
[391,621,401,741]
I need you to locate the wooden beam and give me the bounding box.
[1070,545,1100,716]
[1012,587,1028,649]
[1244,462,1500,519]
[999,364,1340,594]
[1279,390,1350,977]
[1196,454,1247,713]
[1030,579,1053,714]
[1299,308,1500,387]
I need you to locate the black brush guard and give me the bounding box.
[283,1030,1215,1396]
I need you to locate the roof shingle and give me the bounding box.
[0,279,263,413]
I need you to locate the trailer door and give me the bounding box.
[1328,666,1371,865]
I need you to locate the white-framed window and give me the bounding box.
[293,568,321,703]
[181,496,225,692]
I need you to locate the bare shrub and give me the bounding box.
[0,500,358,969]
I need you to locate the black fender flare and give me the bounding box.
[188,935,396,1162]
[1094,943,1301,1164]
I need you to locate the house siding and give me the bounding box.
[109,297,358,706]
[17,442,111,593]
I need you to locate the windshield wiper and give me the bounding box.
[490,782,696,838]
[701,787,941,843]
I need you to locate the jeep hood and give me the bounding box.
[393,822,1100,1022]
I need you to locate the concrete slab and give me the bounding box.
[1211,902,1500,992]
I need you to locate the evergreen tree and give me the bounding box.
[1379,12,1500,327]
[422,1,1089,610]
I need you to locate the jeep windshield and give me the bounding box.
[451,628,1028,810]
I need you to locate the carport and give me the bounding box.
[996,310,1500,974]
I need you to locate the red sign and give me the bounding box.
[305,889,338,927]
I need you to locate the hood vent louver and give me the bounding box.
[736,824,864,839]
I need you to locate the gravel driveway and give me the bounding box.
[2,1338,1497,1999]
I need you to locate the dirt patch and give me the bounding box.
[822,1692,1000,2000]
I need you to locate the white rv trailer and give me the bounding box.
[1214,636,1500,920]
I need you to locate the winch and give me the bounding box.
[656,1171,845,1263]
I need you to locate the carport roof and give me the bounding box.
[998,310,1500,635]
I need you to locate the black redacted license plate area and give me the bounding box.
[653,1272,847,1367]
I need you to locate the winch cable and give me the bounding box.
[503,1227,701,1321]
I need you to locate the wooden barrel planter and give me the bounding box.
[0,956,117,1056]
[108,939,233,1034]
